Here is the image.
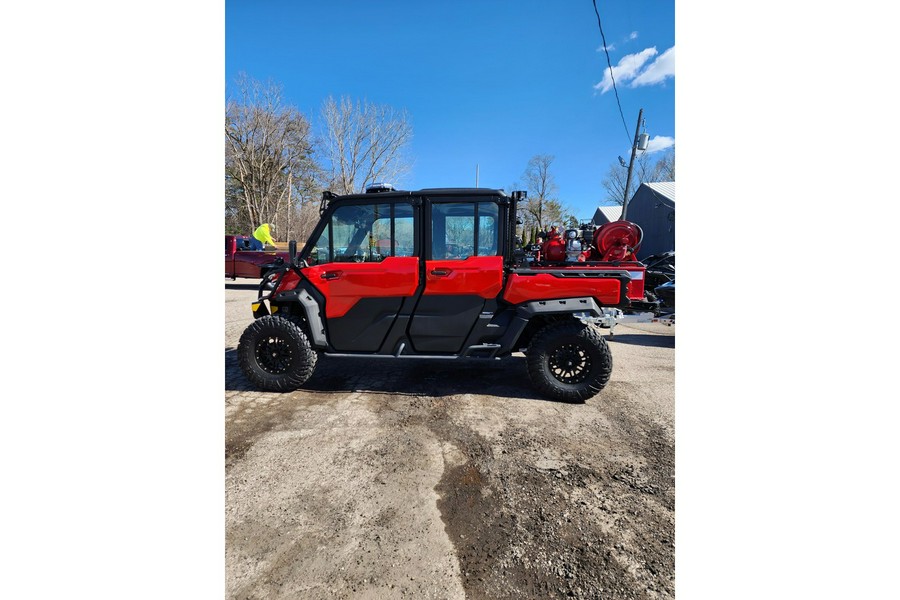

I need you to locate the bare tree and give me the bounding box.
[283,199,322,246]
[521,155,557,231]
[320,96,412,195]
[517,155,575,236]
[225,74,321,237]
[601,147,675,206]
[650,147,675,181]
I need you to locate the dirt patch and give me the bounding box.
[429,399,674,600]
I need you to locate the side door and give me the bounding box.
[303,200,419,352]
[408,197,504,353]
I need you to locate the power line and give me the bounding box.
[592,0,631,144]
[645,185,676,210]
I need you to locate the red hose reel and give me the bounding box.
[592,220,643,262]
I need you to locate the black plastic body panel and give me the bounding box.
[327,297,405,352]
[515,297,603,318]
[408,295,485,353]
[270,278,328,349]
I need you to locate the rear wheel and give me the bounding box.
[237,315,317,391]
[526,321,612,403]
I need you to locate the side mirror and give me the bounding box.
[289,240,298,267]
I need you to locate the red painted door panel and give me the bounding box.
[423,255,503,297]
[304,256,420,319]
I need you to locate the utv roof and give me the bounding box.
[334,187,508,200]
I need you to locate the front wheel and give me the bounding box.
[237,315,318,391]
[526,321,612,403]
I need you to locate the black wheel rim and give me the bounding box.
[548,342,592,384]
[255,334,294,374]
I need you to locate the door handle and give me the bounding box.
[321,271,342,280]
[430,268,452,277]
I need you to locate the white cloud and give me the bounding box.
[629,31,638,40]
[593,47,658,94]
[596,43,615,52]
[631,46,675,88]
[641,135,675,154]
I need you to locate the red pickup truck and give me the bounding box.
[225,235,291,280]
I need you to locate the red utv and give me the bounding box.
[236,186,654,402]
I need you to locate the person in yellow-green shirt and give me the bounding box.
[250,223,275,251]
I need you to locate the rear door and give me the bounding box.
[304,200,419,352]
[408,198,504,353]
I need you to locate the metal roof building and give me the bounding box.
[591,205,622,225]
[627,182,675,259]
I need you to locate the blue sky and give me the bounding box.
[226,0,674,221]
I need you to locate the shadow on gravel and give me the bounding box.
[606,333,675,348]
[225,282,261,291]
[225,349,565,402]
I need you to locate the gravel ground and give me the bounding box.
[225,280,675,599]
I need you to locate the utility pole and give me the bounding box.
[620,107,643,221]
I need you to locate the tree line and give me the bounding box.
[225,74,412,243]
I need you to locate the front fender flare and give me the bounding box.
[267,281,328,349]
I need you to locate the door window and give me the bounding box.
[431,201,499,260]
[308,202,415,265]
